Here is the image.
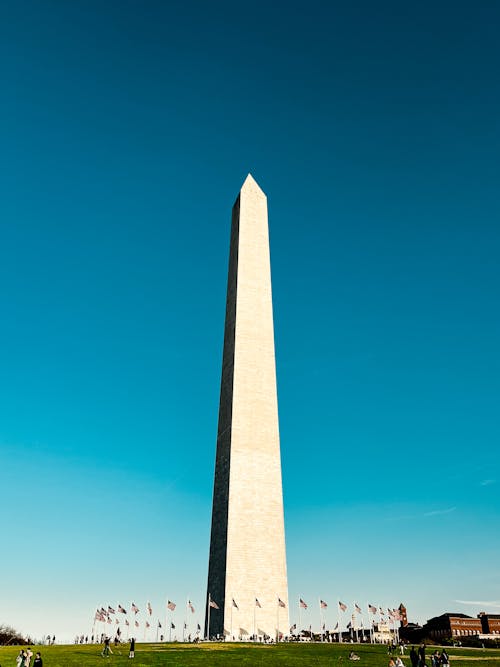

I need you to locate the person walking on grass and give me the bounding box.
[129,638,135,658]
[101,636,113,658]
[33,653,42,667]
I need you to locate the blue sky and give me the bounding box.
[1,0,499,642]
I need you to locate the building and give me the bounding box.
[478,613,500,635]
[424,613,482,640]
[205,175,289,640]
[399,603,408,627]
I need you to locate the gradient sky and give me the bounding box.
[1,0,499,642]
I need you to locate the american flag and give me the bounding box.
[232,598,239,609]
[108,606,115,614]
[320,600,328,609]
[167,600,176,612]
[209,599,219,609]
[107,617,112,624]
[147,602,152,616]
[255,598,262,608]
[290,623,297,632]
[355,603,362,614]
[338,601,347,612]
[132,603,139,614]
[379,607,384,615]
[100,607,107,615]
[278,598,286,608]
[299,598,308,609]
[134,620,139,628]
[118,605,127,614]
[368,604,377,614]
[393,609,401,621]
[188,600,195,614]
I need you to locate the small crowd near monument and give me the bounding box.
[14,649,42,667]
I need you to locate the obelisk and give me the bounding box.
[205,175,289,640]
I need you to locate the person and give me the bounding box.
[395,658,404,667]
[33,654,42,667]
[389,659,396,667]
[25,649,33,667]
[418,644,426,667]
[101,636,113,658]
[129,637,135,659]
[410,646,418,667]
[440,650,449,666]
[16,651,26,667]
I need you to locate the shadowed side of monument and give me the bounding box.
[206,175,289,641]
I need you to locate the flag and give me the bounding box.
[107,617,112,624]
[320,600,328,609]
[393,609,401,621]
[167,600,176,612]
[278,598,286,608]
[158,621,162,628]
[171,622,175,629]
[100,607,107,616]
[255,598,261,608]
[339,601,347,612]
[290,624,297,632]
[147,602,152,616]
[232,598,238,609]
[118,605,127,614]
[108,606,115,614]
[132,603,139,614]
[299,598,308,609]
[145,622,150,629]
[368,604,377,614]
[209,599,219,610]
[188,600,195,614]
[134,620,139,628]
[355,603,362,614]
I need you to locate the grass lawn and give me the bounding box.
[2,643,500,667]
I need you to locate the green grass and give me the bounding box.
[2,642,500,667]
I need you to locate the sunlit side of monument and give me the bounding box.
[205,175,289,641]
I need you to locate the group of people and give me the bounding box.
[409,645,450,667]
[100,636,135,659]
[15,650,42,667]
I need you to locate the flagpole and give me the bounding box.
[299,598,302,637]
[319,599,323,643]
[207,594,211,641]
[276,596,279,643]
[230,597,233,641]
[338,605,342,643]
[253,597,256,642]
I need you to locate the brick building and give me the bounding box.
[424,613,481,639]
[478,613,500,635]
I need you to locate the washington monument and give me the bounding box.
[205,175,289,640]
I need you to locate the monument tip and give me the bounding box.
[241,173,266,197]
